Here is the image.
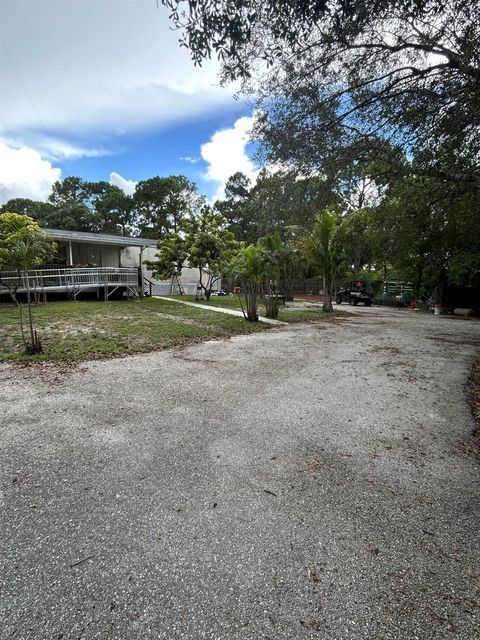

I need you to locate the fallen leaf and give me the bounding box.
[300,619,321,631]
[467,565,478,578]
[307,568,321,582]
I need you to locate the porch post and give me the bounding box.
[68,241,73,266]
[139,246,145,297]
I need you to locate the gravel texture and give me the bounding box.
[0,306,479,639]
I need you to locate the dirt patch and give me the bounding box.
[293,294,325,303]
[370,345,402,355]
[322,316,350,325]
[173,353,219,364]
[380,360,428,383]
[346,319,390,326]
[42,322,108,336]
[427,336,480,347]
[11,360,87,384]
[154,312,217,330]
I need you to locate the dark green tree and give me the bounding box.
[214,172,255,242]
[47,177,99,231]
[48,176,89,206]
[93,185,135,236]
[164,1,480,186]
[1,198,58,229]
[336,209,376,279]
[216,170,338,243]
[367,177,480,304]
[134,175,203,238]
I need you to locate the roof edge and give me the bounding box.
[42,228,158,247]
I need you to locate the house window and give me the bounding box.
[72,245,102,266]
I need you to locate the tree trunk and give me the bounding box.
[264,281,279,319]
[17,298,27,347]
[23,270,42,353]
[26,288,35,347]
[285,277,294,302]
[13,292,27,347]
[246,284,258,322]
[323,278,334,312]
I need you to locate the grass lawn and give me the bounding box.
[0,296,350,363]
[0,297,269,363]
[171,295,350,324]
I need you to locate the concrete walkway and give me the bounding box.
[153,295,287,325]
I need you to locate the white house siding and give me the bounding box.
[120,246,220,294]
[120,246,142,269]
[101,246,121,267]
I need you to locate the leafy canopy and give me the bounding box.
[0,213,56,270]
[164,1,480,185]
[1,174,204,238]
[145,233,188,280]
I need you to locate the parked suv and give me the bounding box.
[336,286,373,307]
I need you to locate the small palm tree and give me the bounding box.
[1,232,55,353]
[230,244,264,321]
[293,210,345,312]
[258,233,283,318]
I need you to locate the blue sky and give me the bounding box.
[0,0,259,204]
[60,103,256,200]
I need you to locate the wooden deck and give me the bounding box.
[0,267,140,299]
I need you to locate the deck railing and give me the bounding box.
[0,267,139,293]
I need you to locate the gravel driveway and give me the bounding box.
[1,307,479,639]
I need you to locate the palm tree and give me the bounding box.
[230,244,264,322]
[258,233,283,318]
[1,232,55,353]
[294,210,345,312]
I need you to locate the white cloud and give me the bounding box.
[0,1,237,142]
[201,115,259,201]
[110,172,137,196]
[180,156,201,164]
[0,133,111,163]
[37,139,110,161]
[0,142,61,204]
